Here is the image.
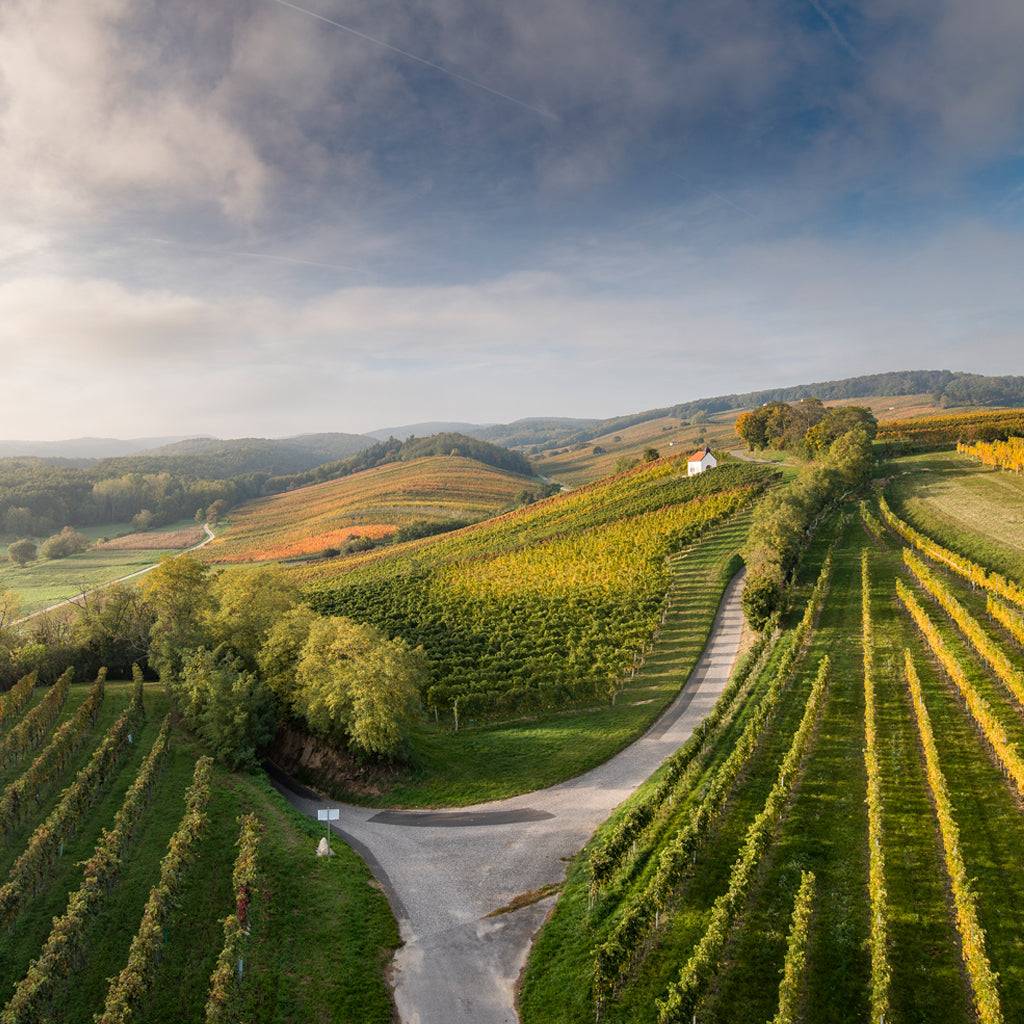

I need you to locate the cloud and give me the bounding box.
[0,275,239,364]
[0,0,269,224]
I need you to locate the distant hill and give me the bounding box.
[369,371,1024,455]
[365,421,491,441]
[96,433,376,479]
[0,436,194,459]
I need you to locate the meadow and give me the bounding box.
[2,522,211,617]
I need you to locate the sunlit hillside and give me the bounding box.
[199,454,539,564]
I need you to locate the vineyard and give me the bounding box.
[200,454,538,564]
[959,435,1024,474]
[520,452,1024,1024]
[0,677,398,1023]
[877,406,1024,448]
[304,459,776,725]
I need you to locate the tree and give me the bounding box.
[131,509,155,532]
[140,555,213,680]
[805,406,877,457]
[642,447,661,463]
[205,564,301,670]
[7,539,37,567]
[40,526,89,559]
[175,647,277,770]
[73,582,155,679]
[292,617,427,758]
[258,606,318,700]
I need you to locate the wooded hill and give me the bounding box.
[0,433,531,540]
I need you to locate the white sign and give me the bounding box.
[317,808,340,822]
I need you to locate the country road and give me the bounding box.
[271,569,747,1024]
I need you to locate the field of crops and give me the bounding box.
[305,459,775,723]
[200,455,535,564]
[878,406,1024,447]
[520,456,1024,1024]
[0,677,397,1023]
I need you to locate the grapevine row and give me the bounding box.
[988,595,1024,649]
[0,668,73,771]
[591,549,836,999]
[0,675,36,733]
[895,581,1024,795]
[770,870,816,1024]
[878,495,1024,610]
[96,755,214,1024]
[958,436,1024,473]
[1,715,171,1024]
[858,500,885,546]
[902,549,1024,708]
[309,471,771,720]
[588,629,774,895]
[204,813,264,1024]
[655,655,832,1024]
[0,672,144,934]
[0,671,105,842]
[862,552,891,1024]
[903,652,1003,1024]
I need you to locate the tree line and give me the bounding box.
[0,433,535,540]
[737,401,877,628]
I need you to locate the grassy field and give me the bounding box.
[1,520,212,617]
[884,449,1024,580]
[0,679,398,1023]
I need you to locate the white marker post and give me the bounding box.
[317,807,340,854]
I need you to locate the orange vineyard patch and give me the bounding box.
[200,455,531,564]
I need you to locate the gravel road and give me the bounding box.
[271,570,747,1024]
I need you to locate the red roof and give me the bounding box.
[687,446,713,462]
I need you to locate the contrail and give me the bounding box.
[806,0,862,62]
[149,238,366,275]
[264,0,558,121]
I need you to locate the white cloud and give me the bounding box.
[0,0,268,224]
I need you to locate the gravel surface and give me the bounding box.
[271,570,747,1024]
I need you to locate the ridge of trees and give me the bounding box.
[0,433,533,539]
[738,402,876,628]
[526,370,1024,452]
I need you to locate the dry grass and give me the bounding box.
[94,528,204,551]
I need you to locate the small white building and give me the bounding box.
[687,446,717,476]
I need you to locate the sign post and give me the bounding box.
[317,807,340,854]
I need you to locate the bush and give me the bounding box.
[40,526,89,559]
[7,538,37,567]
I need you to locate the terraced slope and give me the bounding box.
[200,454,536,564]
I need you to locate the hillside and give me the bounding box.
[97,432,375,478]
[521,455,1024,1024]
[199,454,542,564]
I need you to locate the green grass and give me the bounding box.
[0,680,399,1023]
[885,450,1024,582]
[2,519,212,616]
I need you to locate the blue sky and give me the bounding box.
[1,0,1022,440]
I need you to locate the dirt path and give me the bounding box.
[271,570,747,1023]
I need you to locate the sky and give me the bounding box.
[2,0,1023,441]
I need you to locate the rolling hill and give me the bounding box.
[198,454,543,564]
